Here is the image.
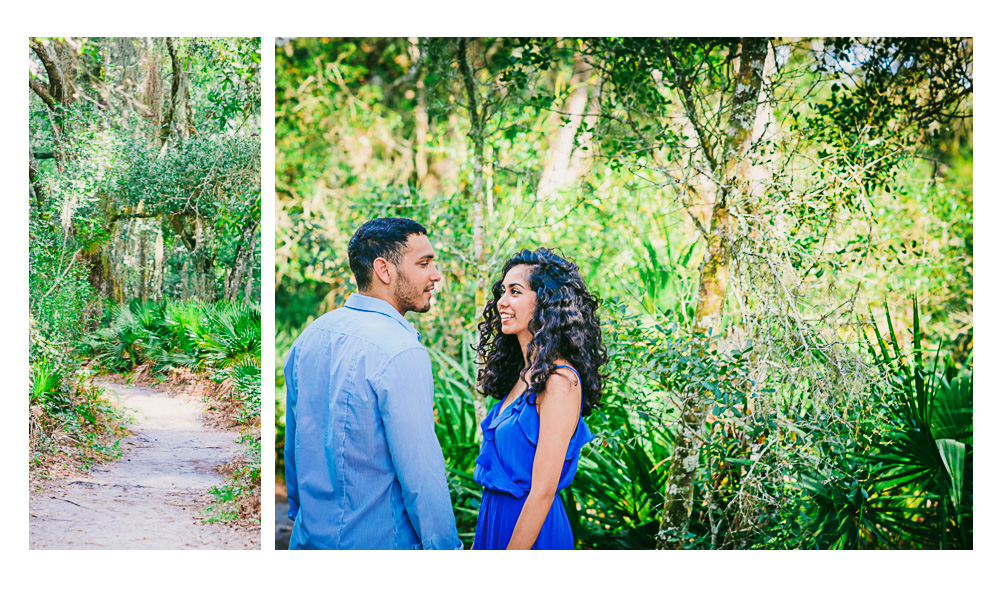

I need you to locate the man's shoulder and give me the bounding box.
[295,305,424,356]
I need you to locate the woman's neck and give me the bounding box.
[517,331,533,370]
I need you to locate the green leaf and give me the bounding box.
[935,438,965,508]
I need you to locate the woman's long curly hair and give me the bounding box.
[476,248,608,417]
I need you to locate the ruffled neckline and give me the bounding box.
[480,388,593,452]
[483,390,532,432]
[474,386,594,497]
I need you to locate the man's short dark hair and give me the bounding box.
[348,217,428,291]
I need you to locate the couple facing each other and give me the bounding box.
[283,217,607,550]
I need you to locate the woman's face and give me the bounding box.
[497,264,537,338]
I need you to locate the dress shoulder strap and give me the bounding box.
[553,363,581,383]
[552,364,584,419]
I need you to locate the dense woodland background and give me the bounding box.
[29,37,262,522]
[275,37,972,550]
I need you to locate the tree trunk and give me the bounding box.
[82,245,115,301]
[106,224,126,304]
[29,38,80,173]
[162,37,191,147]
[566,66,601,185]
[225,218,260,302]
[244,228,257,303]
[408,38,430,188]
[458,38,490,426]
[29,149,46,212]
[657,38,771,549]
[537,53,592,200]
[138,224,148,302]
[153,222,164,301]
[193,216,215,301]
[137,37,163,133]
[195,252,215,300]
[746,43,777,211]
[29,38,78,113]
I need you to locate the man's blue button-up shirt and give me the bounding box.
[283,293,461,550]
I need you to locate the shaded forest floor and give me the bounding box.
[29,380,259,549]
[275,480,292,550]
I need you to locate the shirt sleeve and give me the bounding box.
[375,346,462,550]
[283,344,300,521]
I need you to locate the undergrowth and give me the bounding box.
[77,298,262,526]
[29,352,129,478]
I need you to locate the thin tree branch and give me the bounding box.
[664,42,718,172]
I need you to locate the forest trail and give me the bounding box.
[29,381,259,549]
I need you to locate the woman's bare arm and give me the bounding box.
[506,368,581,550]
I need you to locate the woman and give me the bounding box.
[471,248,607,550]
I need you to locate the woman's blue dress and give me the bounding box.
[471,365,594,550]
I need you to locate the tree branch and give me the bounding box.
[664,42,719,172]
[110,212,166,223]
[42,248,83,299]
[457,38,480,133]
[29,78,56,112]
[29,149,46,211]
[29,38,71,106]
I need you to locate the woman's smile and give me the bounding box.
[496,264,537,338]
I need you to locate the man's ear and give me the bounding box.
[372,257,393,286]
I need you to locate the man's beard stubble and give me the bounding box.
[394,269,432,314]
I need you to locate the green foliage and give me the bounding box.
[274,37,972,549]
[569,425,674,549]
[77,298,262,525]
[81,298,262,431]
[746,298,972,550]
[29,349,128,475]
[29,356,67,408]
[82,299,261,376]
[205,433,262,525]
[188,37,262,132]
[426,335,486,544]
[199,302,263,370]
[226,357,263,424]
[428,336,481,462]
[855,299,971,548]
[30,38,261,313]
[29,38,261,531]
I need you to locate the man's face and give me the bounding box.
[390,234,442,315]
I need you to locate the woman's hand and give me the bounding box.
[506,367,581,550]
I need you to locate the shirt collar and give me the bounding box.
[344,293,421,341]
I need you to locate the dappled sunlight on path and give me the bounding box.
[29,381,259,550]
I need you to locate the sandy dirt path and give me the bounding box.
[29,381,259,550]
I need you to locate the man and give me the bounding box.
[283,217,461,549]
